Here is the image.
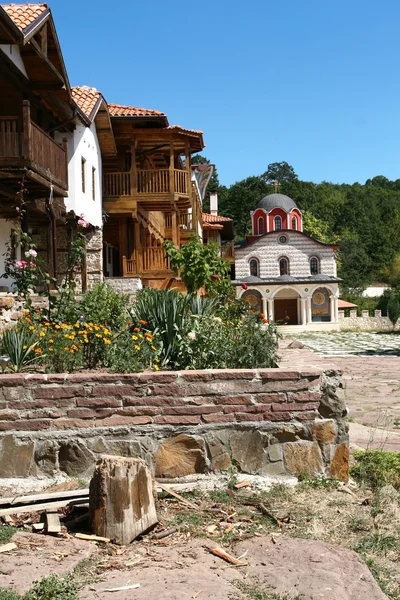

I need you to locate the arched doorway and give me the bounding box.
[273,288,300,325]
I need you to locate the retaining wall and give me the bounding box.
[0,368,349,481]
[339,310,398,331]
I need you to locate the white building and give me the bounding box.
[233,193,341,330]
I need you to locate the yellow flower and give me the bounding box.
[55,324,61,330]
[23,345,27,350]
[134,345,141,351]
[131,335,138,341]
[154,365,159,371]
[29,326,34,331]
[49,339,54,344]
[40,332,45,337]
[95,333,102,338]
[103,338,111,344]
[151,345,157,351]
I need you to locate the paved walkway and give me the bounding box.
[280,335,400,451]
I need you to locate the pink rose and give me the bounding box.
[241,283,248,290]
[211,274,220,280]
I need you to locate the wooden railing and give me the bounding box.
[221,241,235,260]
[0,102,68,188]
[0,118,20,157]
[104,168,190,197]
[165,212,193,231]
[123,247,171,276]
[104,172,131,197]
[174,169,188,195]
[137,169,169,194]
[30,122,67,185]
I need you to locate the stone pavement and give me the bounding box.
[280,334,400,451]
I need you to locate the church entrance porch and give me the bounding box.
[274,298,298,325]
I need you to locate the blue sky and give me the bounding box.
[52,0,400,187]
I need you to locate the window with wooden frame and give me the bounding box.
[92,167,96,201]
[274,215,282,231]
[81,157,86,193]
[249,258,260,277]
[279,257,289,276]
[310,256,320,275]
[257,216,264,235]
[292,215,298,230]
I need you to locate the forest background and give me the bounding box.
[193,158,400,312]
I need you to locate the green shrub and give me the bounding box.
[79,284,129,329]
[0,327,43,372]
[0,526,18,544]
[355,532,398,556]
[107,326,160,373]
[350,449,400,490]
[0,590,21,600]
[24,575,78,600]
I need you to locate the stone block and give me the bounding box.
[329,443,349,482]
[283,441,324,477]
[0,435,36,477]
[309,420,337,444]
[230,430,268,474]
[35,440,59,475]
[58,441,95,476]
[154,434,206,478]
[268,444,283,463]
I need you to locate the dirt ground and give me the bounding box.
[0,482,398,599]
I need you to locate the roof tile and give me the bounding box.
[202,213,232,223]
[108,103,165,117]
[72,86,101,120]
[2,3,47,31]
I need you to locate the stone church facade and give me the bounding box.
[233,194,341,329]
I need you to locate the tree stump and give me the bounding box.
[89,455,158,545]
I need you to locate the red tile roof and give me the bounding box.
[202,213,232,223]
[2,3,48,31]
[203,222,224,230]
[72,86,102,120]
[168,125,203,136]
[108,103,165,117]
[338,299,358,309]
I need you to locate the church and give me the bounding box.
[233,193,341,330]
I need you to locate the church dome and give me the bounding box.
[256,193,297,212]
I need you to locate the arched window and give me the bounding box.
[279,257,289,276]
[274,215,282,231]
[292,216,297,230]
[249,258,259,277]
[257,216,264,235]
[310,256,320,275]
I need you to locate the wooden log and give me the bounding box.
[89,455,158,545]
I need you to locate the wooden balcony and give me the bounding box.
[122,247,172,277]
[165,212,195,238]
[0,101,68,196]
[221,241,235,263]
[103,168,190,202]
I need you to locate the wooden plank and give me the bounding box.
[157,483,199,510]
[0,543,17,553]
[45,511,61,534]
[0,497,88,517]
[0,488,89,508]
[75,533,110,543]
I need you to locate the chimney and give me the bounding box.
[210,191,218,216]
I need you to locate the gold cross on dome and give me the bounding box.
[273,180,280,193]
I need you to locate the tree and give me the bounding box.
[164,234,230,295]
[387,292,400,329]
[302,211,333,243]
[261,161,298,184]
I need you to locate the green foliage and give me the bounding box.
[79,284,129,329]
[297,475,339,490]
[0,590,22,600]
[164,234,231,295]
[0,327,43,372]
[387,292,400,328]
[302,211,333,243]
[24,575,78,600]
[0,526,18,543]
[262,161,298,184]
[350,449,400,490]
[131,288,191,367]
[355,532,398,556]
[107,327,159,373]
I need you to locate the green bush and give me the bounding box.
[24,575,77,600]
[79,284,129,329]
[350,449,400,490]
[0,590,21,600]
[0,327,43,372]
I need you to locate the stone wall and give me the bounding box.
[105,277,142,297]
[339,310,399,331]
[0,368,349,481]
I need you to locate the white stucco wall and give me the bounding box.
[235,232,337,279]
[0,45,28,77]
[0,219,20,290]
[56,122,102,227]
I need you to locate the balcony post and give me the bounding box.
[134,219,142,273]
[22,100,31,160]
[62,137,68,186]
[169,143,174,195]
[131,140,137,196]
